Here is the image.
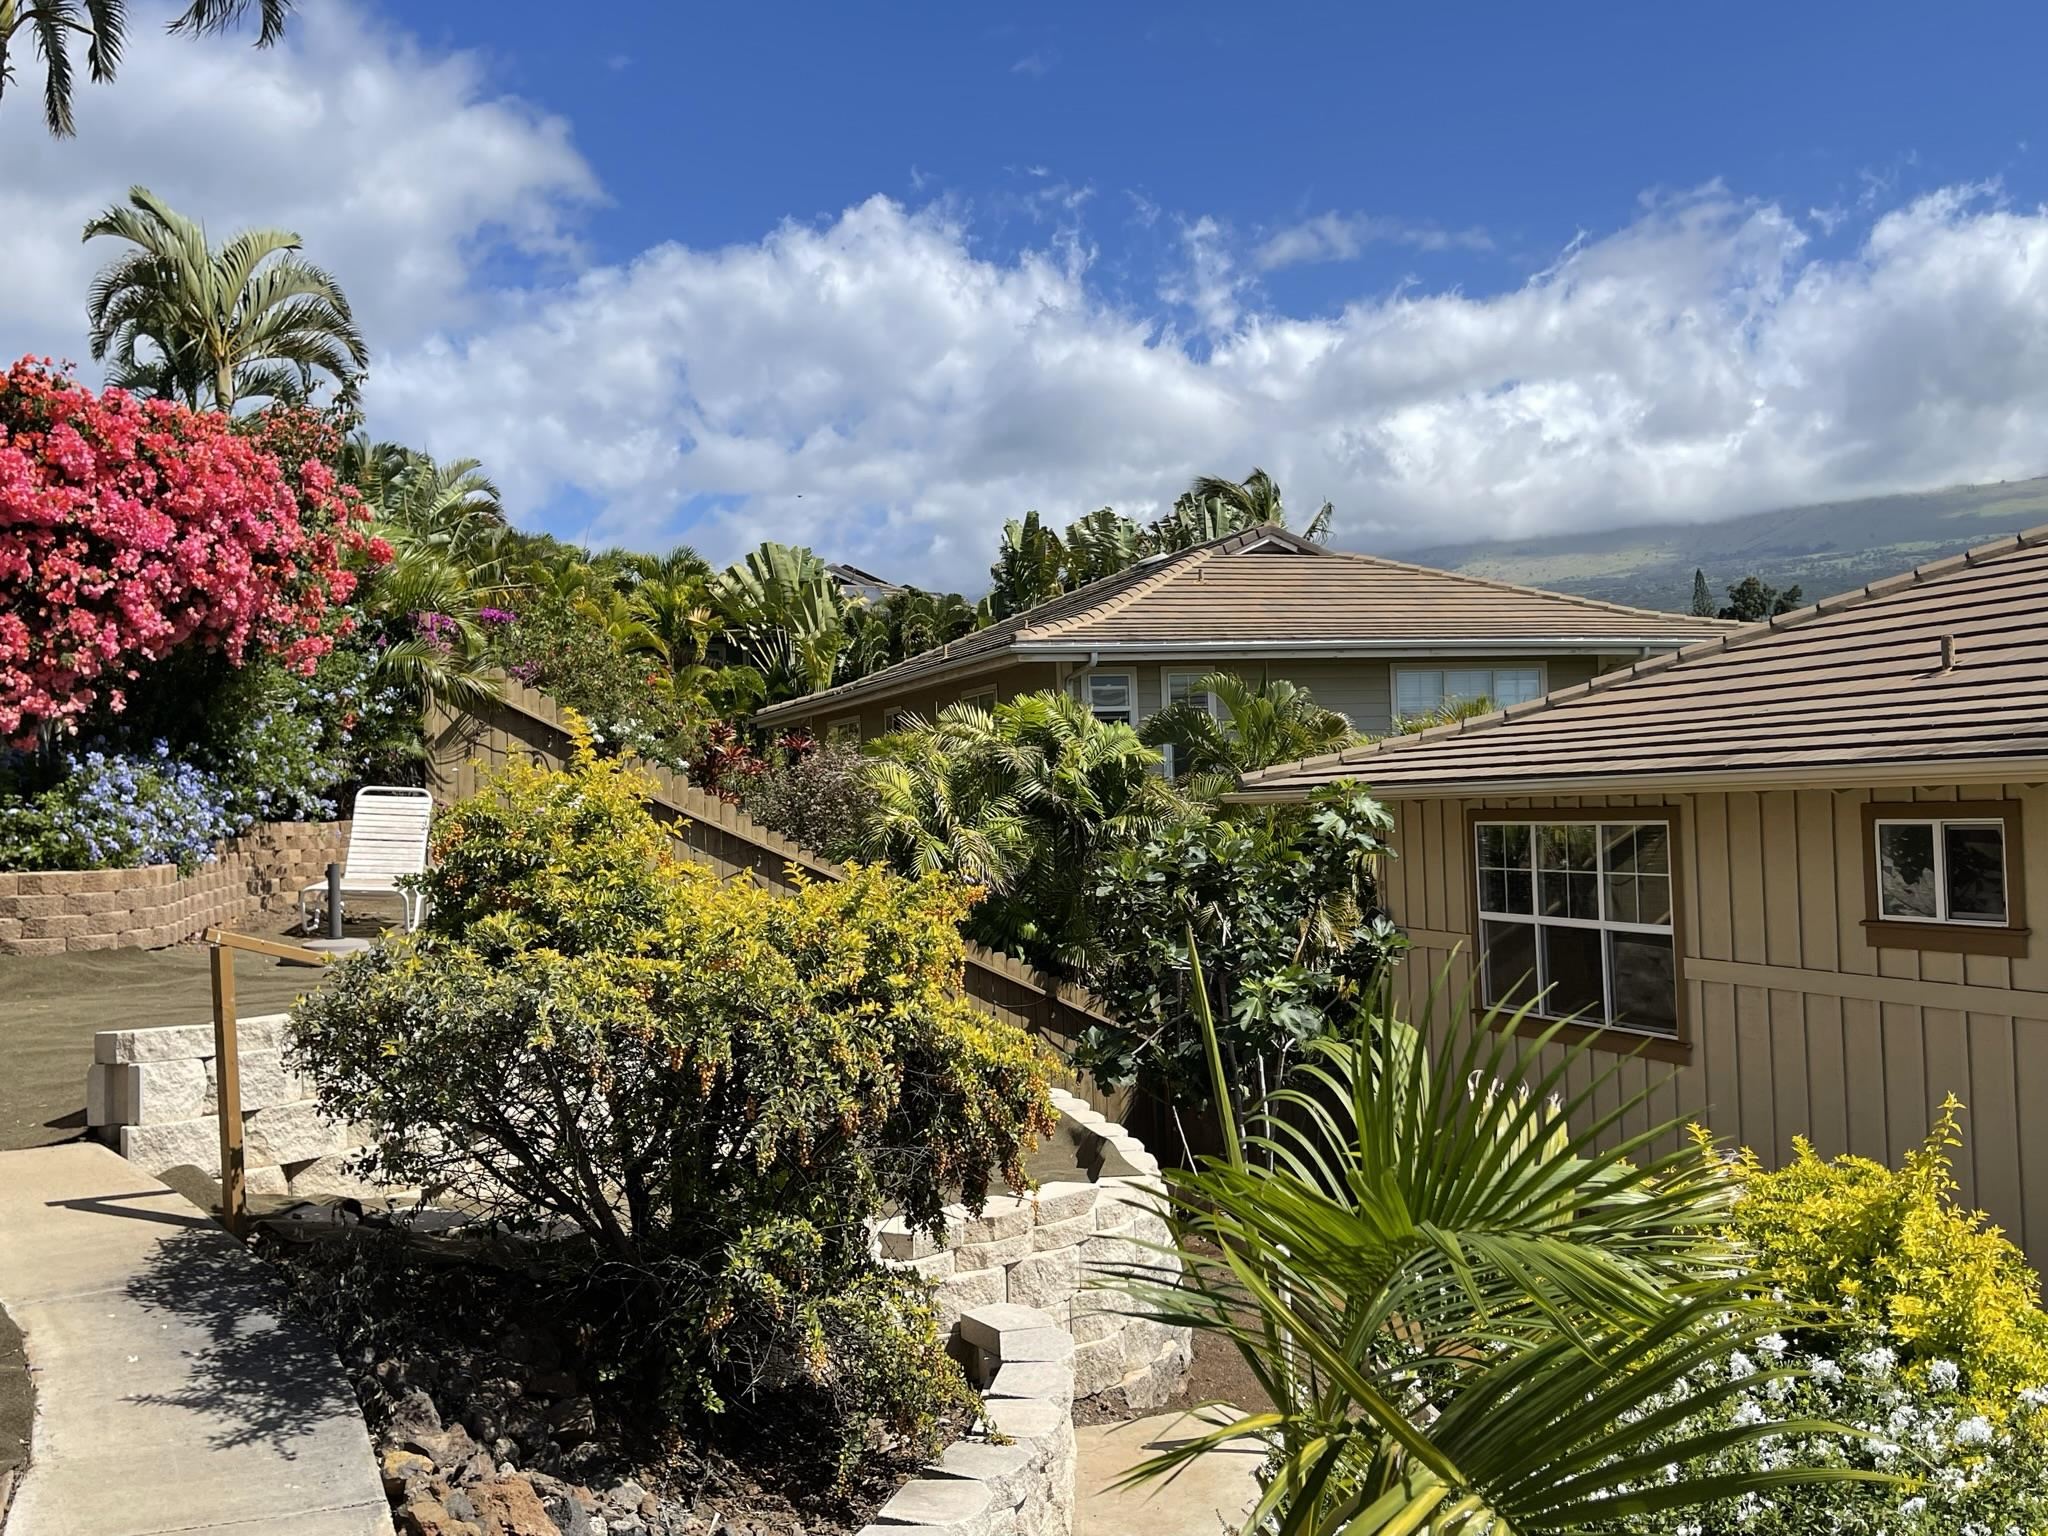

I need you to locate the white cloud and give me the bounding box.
[9,6,2048,596]
[1254,210,1494,270]
[0,0,597,372]
[379,181,2048,588]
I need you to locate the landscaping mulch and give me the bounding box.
[256,1211,957,1536]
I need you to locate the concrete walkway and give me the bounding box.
[0,1142,390,1536]
[1075,1408,1262,1536]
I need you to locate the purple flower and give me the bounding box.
[477,607,517,625]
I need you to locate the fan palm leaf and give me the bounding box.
[1110,961,1884,1536]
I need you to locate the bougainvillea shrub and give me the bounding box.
[0,358,371,742]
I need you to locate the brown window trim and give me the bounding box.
[1860,799,2029,959]
[1462,804,1693,1062]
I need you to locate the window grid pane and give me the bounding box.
[1396,670,1443,717]
[1942,822,2007,923]
[1086,674,1134,724]
[1493,668,1544,707]
[1475,818,1677,1036]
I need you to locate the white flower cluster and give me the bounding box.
[1622,1335,2048,1536]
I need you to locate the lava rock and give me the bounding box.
[387,1387,444,1446]
[397,1495,484,1536]
[468,1473,564,1536]
[380,1448,438,1497]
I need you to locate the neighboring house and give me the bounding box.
[826,562,904,604]
[1233,524,2048,1265]
[756,528,1727,743]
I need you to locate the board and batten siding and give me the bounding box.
[1382,781,2048,1265]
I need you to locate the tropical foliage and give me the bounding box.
[84,186,368,410]
[1625,1103,2048,1536]
[1077,781,1406,1114]
[287,732,1058,1478]
[858,692,1179,969]
[1118,984,1877,1536]
[983,467,1333,620]
[736,738,878,861]
[1728,1098,2048,1404]
[1141,669,1357,788]
[0,0,288,135]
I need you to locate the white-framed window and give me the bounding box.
[1081,672,1136,726]
[1158,670,1220,777]
[961,688,997,713]
[1474,818,1678,1036]
[1396,666,1545,721]
[825,716,861,747]
[1873,816,2009,926]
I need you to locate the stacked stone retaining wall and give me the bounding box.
[0,819,350,955]
[877,1087,1193,1411]
[87,1013,370,1198]
[861,1302,1077,1536]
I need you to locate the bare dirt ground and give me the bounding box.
[0,914,379,1152]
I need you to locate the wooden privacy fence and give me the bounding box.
[424,680,1128,1117]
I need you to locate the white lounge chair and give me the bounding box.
[300,785,435,934]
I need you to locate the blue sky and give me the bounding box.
[7,2,2048,588]
[427,2,2041,309]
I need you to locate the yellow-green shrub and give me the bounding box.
[290,720,1059,1478]
[1729,1095,2048,1408]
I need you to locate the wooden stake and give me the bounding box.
[209,940,246,1238]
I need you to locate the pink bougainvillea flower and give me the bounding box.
[0,358,369,739]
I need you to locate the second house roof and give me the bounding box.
[756,525,1730,723]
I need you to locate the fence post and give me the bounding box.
[209,940,246,1238]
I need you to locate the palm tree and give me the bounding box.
[1142,671,1357,785]
[712,541,852,698]
[860,693,1177,967]
[983,511,1068,620]
[1061,507,1146,586]
[1116,970,1879,1535]
[2,0,288,136]
[884,587,979,659]
[1155,467,1335,550]
[342,437,508,574]
[83,186,367,410]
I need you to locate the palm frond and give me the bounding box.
[1105,979,1886,1536]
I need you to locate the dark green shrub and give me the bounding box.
[738,741,877,861]
[288,728,1058,1477]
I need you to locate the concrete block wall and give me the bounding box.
[876,1088,1194,1412]
[87,1013,374,1199]
[860,1302,1078,1536]
[0,819,349,955]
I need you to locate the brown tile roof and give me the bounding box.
[756,527,1729,723]
[1234,525,2048,799]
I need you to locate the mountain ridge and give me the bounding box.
[1396,475,2048,613]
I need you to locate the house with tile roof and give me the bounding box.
[1232,523,2048,1267]
[755,528,1730,747]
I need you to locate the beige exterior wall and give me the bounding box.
[1381,780,2048,1265]
[787,652,1617,740]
